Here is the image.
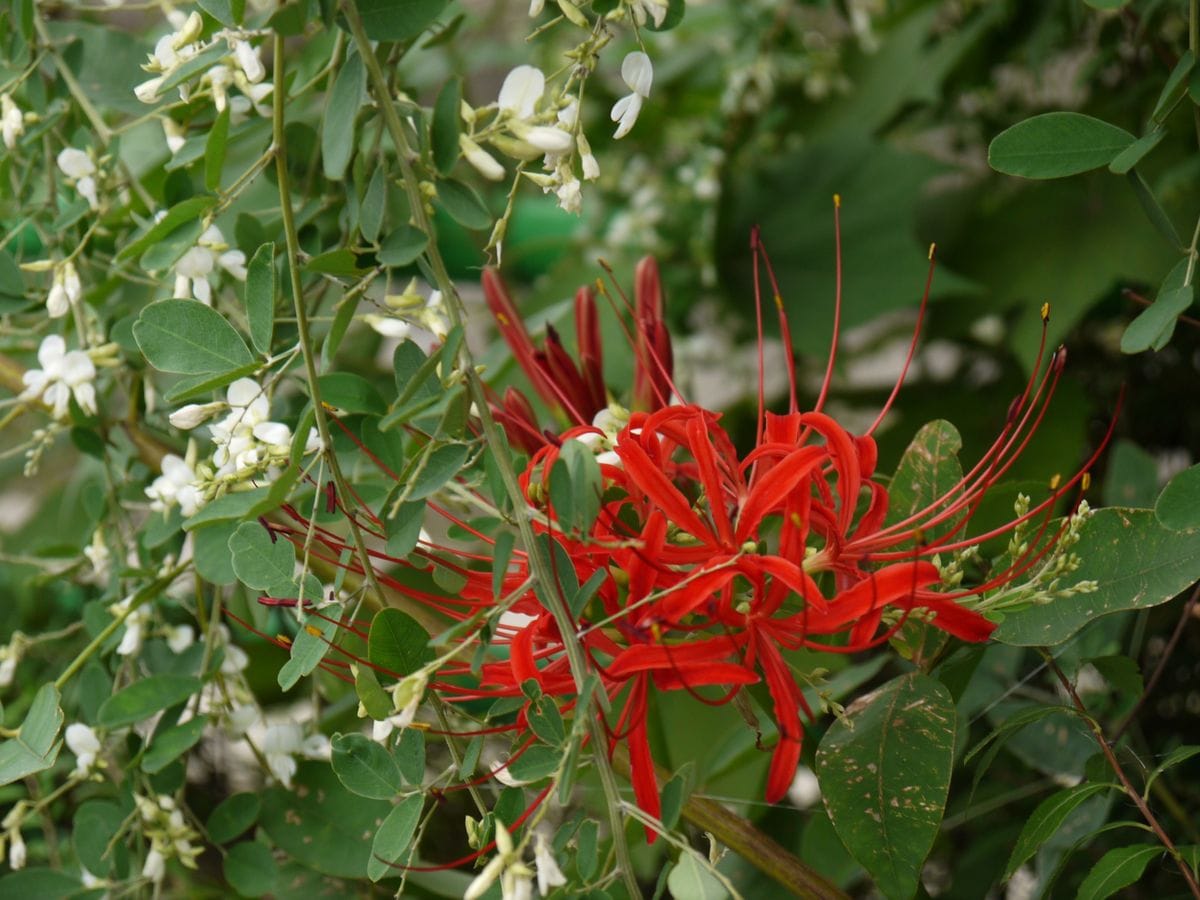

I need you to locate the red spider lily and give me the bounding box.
[235,198,1113,847]
[482,257,673,453]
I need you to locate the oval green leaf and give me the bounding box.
[378,225,429,267]
[98,675,201,729]
[666,852,729,900]
[207,792,262,844]
[816,671,955,900]
[245,242,275,355]
[331,733,403,799]
[995,508,1200,646]
[437,178,491,231]
[1155,462,1200,531]
[0,683,63,787]
[367,794,424,881]
[1077,844,1162,900]
[134,299,254,374]
[431,79,461,176]
[143,715,208,773]
[322,51,365,181]
[1003,782,1115,879]
[224,840,279,897]
[368,608,434,678]
[989,112,1135,179]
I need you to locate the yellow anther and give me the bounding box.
[1049,473,1062,490]
[928,242,936,261]
[409,721,432,731]
[305,624,323,638]
[497,312,510,327]
[833,193,841,208]
[790,512,803,528]
[650,622,662,642]
[1040,302,1051,323]
[277,634,292,647]
[773,293,784,311]
[1081,471,1092,491]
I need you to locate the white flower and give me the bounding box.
[529,0,545,15]
[578,133,599,180]
[113,598,150,657]
[83,530,111,580]
[232,40,265,84]
[508,122,573,154]
[57,148,100,209]
[135,76,166,104]
[57,147,95,180]
[46,261,82,318]
[7,830,25,870]
[2,94,24,150]
[534,833,566,896]
[161,118,187,154]
[142,847,165,883]
[168,401,223,430]
[262,724,330,788]
[498,66,546,119]
[555,175,582,214]
[460,135,506,181]
[66,723,102,777]
[787,765,822,809]
[171,225,245,303]
[166,625,194,653]
[465,822,534,900]
[0,654,15,688]
[630,0,669,27]
[610,52,653,139]
[146,453,203,516]
[20,334,98,419]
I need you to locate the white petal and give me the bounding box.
[192,277,212,305]
[37,334,66,370]
[175,246,214,279]
[219,250,247,280]
[57,147,95,179]
[226,378,261,409]
[72,382,97,416]
[47,283,70,318]
[610,93,643,139]
[233,40,265,83]
[498,65,545,119]
[61,350,96,386]
[252,420,291,448]
[514,124,573,154]
[66,723,102,756]
[76,176,99,210]
[621,51,654,97]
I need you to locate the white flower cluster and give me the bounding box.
[19,257,83,319]
[363,280,449,341]
[260,723,331,788]
[134,794,202,884]
[65,723,104,778]
[135,12,270,117]
[20,334,99,420]
[57,147,101,211]
[464,822,567,900]
[172,224,247,304]
[149,377,321,517]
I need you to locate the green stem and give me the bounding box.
[1040,650,1200,899]
[339,10,640,896]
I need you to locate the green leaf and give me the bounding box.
[395,727,425,784]
[267,2,306,34]
[506,744,559,783]
[386,501,427,558]
[0,684,63,787]
[142,217,206,273]
[119,196,218,262]
[98,675,201,729]
[317,372,386,415]
[163,361,262,403]
[1088,655,1143,698]
[1103,439,1160,508]
[360,166,387,242]
[224,841,278,897]
[995,508,1200,645]
[816,672,955,900]
[431,79,461,176]
[306,247,367,276]
[368,608,434,678]
[355,664,392,720]
[646,0,685,31]
[197,0,243,25]
[1003,782,1115,879]
[1107,127,1166,175]
[1152,51,1195,122]
[1077,844,1162,900]
[205,105,231,191]
[409,444,469,500]
[0,250,26,303]
[1126,169,1183,250]
[229,521,295,594]
[278,605,337,691]
[74,800,126,877]
[207,792,261,844]
[437,178,491,231]
[260,761,389,879]
[0,870,80,899]
[666,852,729,900]
[1156,462,1200,531]
[353,0,448,41]
[549,439,602,536]
[134,300,254,374]
[988,112,1135,179]
[245,243,275,355]
[1121,285,1194,354]
[527,696,566,746]
[322,51,365,181]
[1083,0,1130,8]
[1143,745,1200,798]
[379,225,429,267]
[143,715,208,773]
[331,733,403,799]
[183,485,273,531]
[158,41,229,97]
[367,794,424,881]
[884,419,963,544]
